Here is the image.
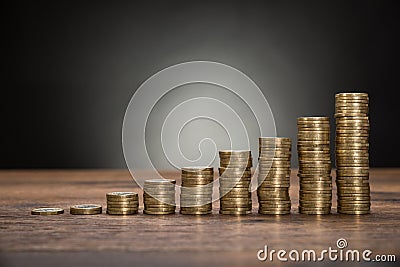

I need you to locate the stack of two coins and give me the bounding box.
[143,179,176,215]
[335,93,370,215]
[180,167,214,215]
[257,137,292,215]
[219,150,252,215]
[106,192,139,215]
[297,117,332,215]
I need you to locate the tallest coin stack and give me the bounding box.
[335,93,371,215]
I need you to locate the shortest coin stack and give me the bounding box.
[180,167,214,215]
[31,207,64,215]
[143,179,176,215]
[106,192,139,215]
[70,204,102,215]
[257,137,292,215]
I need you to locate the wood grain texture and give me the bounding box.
[0,169,399,266]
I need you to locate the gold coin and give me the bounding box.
[221,204,250,209]
[298,116,329,121]
[180,205,212,210]
[335,152,369,158]
[300,185,332,190]
[300,179,331,184]
[220,156,252,161]
[180,210,212,215]
[143,199,175,206]
[336,124,370,129]
[257,188,289,194]
[180,206,212,211]
[182,166,213,172]
[219,150,251,156]
[219,206,251,211]
[107,205,139,211]
[219,210,251,215]
[143,188,175,195]
[106,192,138,201]
[297,141,330,146]
[336,168,369,174]
[70,204,102,215]
[260,179,290,184]
[336,163,369,168]
[337,210,369,215]
[258,210,290,215]
[335,92,368,97]
[180,202,212,207]
[335,108,369,113]
[181,191,213,197]
[259,137,291,143]
[143,210,175,215]
[260,175,290,180]
[107,210,138,215]
[106,203,138,209]
[144,207,176,213]
[144,202,176,208]
[220,193,249,199]
[297,129,330,134]
[336,116,369,121]
[259,184,290,188]
[107,204,138,209]
[337,206,371,210]
[258,172,290,177]
[219,182,250,188]
[144,179,176,185]
[298,131,330,137]
[31,207,64,215]
[220,163,253,168]
[336,95,369,101]
[335,106,369,110]
[143,196,175,203]
[336,177,369,183]
[219,166,251,172]
[181,179,212,186]
[181,173,213,178]
[143,184,176,189]
[335,139,369,145]
[219,153,252,158]
[299,194,332,199]
[336,102,369,107]
[335,113,368,118]
[181,182,213,187]
[143,192,175,198]
[181,180,214,186]
[299,190,332,195]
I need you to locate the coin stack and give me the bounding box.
[106,192,139,215]
[218,150,252,215]
[257,137,292,215]
[180,167,214,215]
[297,117,332,215]
[143,179,176,215]
[335,93,370,215]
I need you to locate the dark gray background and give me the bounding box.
[4,0,400,168]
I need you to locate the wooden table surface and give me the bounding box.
[0,169,399,267]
